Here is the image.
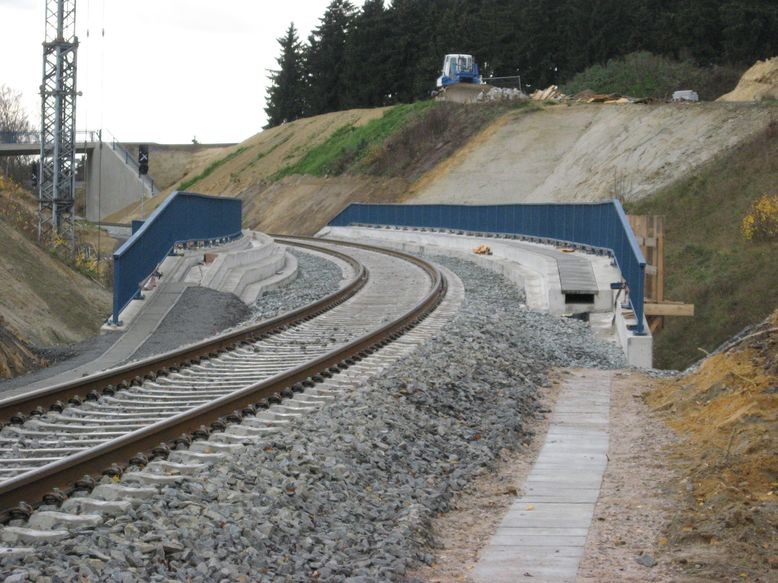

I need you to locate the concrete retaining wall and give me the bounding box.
[85,142,153,221]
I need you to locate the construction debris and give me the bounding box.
[672,90,699,102]
[477,86,529,102]
[530,85,567,101]
[473,244,492,255]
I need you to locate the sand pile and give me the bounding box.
[718,57,778,102]
[647,310,777,578]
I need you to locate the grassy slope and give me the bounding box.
[272,101,438,179]
[627,119,778,369]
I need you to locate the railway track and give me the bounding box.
[0,237,447,524]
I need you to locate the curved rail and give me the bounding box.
[0,237,446,520]
[0,240,366,427]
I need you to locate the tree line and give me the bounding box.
[265,0,778,127]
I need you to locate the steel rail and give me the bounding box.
[0,240,365,427]
[0,238,446,520]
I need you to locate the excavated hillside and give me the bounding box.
[0,184,112,378]
[646,310,777,579]
[410,102,775,204]
[110,101,775,238]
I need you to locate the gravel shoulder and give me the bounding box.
[410,369,564,582]
[131,287,251,362]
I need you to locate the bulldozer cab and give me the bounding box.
[443,54,475,77]
[437,54,481,88]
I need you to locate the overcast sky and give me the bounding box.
[1,0,353,144]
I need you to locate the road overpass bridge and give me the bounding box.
[0,131,156,221]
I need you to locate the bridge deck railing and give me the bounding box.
[112,191,242,324]
[328,200,647,334]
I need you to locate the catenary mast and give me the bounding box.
[38,0,78,249]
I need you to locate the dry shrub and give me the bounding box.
[741,193,778,241]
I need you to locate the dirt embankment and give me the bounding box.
[140,143,232,192]
[0,317,42,378]
[0,186,112,378]
[240,175,409,236]
[410,102,775,205]
[645,311,777,580]
[108,101,775,238]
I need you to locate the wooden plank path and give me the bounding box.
[473,369,613,582]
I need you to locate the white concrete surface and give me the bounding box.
[319,225,653,367]
[188,232,297,304]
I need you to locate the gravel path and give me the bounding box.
[131,287,252,362]
[1,255,624,582]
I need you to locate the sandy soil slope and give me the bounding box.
[240,174,409,235]
[410,102,775,205]
[0,219,111,348]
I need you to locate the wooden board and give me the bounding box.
[644,302,695,317]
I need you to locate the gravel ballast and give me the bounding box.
[248,249,344,322]
[1,255,624,582]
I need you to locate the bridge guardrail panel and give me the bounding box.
[112,191,242,324]
[328,200,647,333]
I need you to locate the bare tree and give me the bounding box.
[0,85,34,185]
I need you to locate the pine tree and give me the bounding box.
[306,0,357,116]
[342,0,393,108]
[264,23,306,128]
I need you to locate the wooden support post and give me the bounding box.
[628,214,692,333]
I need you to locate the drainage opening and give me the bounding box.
[565,293,595,304]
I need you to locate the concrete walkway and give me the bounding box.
[473,369,613,583]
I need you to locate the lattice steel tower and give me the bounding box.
[38,0,79,248]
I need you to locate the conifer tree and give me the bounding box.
[306,0,357,115]
[342,0,393,108]
[264,23,306,128]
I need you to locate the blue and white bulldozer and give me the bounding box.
[436,54,483,88]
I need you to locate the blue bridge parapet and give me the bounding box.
[112,191,242,324]
[328,200,647,333]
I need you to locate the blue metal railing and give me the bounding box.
[112,191,242,324]
[328,200,647,333]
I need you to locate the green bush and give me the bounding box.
[562,52,743,100]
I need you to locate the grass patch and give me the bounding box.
[562,52,744,101]
[626,117,778,369]
[357,101,535,180]
[272,100,535,182]
[272,102,437,179]
[178,146,248,191]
